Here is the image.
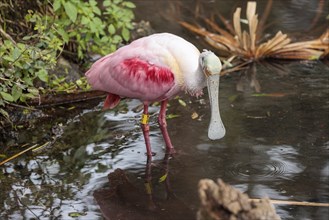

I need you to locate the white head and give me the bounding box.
[199,50,226,140]
[199,50,222,76]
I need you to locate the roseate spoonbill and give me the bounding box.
[86,33,225,158]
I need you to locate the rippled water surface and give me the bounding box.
[1,0,328,219]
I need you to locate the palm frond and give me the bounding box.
[180,1,329,61]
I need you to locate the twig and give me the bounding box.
[14,190,40,220]
[27,90,106,107]
[0,144,38,166]
[251,198,329,207]
[0,26,16,45]
[7,102,37,111]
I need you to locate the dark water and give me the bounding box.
[1,0,328,219]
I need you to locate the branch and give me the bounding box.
[0,26,16,45]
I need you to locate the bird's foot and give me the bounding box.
[165,147,176,156]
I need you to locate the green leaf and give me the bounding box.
[112,35,122,44]
[0,108,10,120]
[76,80,82,87]
[27,88,39,96]
[81,16,90,25]
[103,0,111,7]
[37,69,48,82]
[23,93,36,99]
[92,6,101,15]
[53,0,61,11]
[23,77,33,86]
[57,28,69,42]
[64,2,78,23]
[121,28,130,41]
[123,2,136,8]
[114,0,123,4]
[12,85,22,102]
[17,43,26,51]
[108,24,115,35]
[3,55,14,62]
[12,47,21,60]
[0,92,14,102]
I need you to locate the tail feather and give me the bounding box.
[85,53,113,91]
[103,93,121,110]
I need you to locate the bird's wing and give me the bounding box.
[86,55,177,102]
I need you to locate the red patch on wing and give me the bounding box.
[122,58,174,84]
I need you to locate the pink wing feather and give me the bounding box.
[86,53,175,103]
[86,33,204,105]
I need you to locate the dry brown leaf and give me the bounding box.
[180,1,328,62]
[233,7,242,45]
[246,1,257,22]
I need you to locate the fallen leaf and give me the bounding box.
[159,173,168,183]
[191,111,199,119]
[251,93,287,97]
[178,99,187,107]
[68,212,87,218]
[167,114,180,119]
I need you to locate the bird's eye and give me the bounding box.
[200,56,206,65]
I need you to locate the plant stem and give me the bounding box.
[0,26,16,45]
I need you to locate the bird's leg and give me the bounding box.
[141,104,153,158]
[158,100,175,154]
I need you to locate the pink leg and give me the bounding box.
[158,100,175,154]
[141,104,153,158]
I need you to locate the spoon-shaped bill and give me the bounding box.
[207,74,226,140]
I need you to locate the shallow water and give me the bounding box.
[1,0,329,219]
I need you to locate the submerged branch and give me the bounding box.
[250,199,329,207]
[0,144,38,166]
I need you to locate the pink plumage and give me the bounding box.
[85,33,225,158]
[85,33,204,107]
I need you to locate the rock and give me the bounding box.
[197,179,281,220]
[54,57,82,82]
[131,20,154,40]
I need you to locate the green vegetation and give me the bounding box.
[0,0,135,123]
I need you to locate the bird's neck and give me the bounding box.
[183,67,206,97]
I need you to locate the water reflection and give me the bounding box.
[94,154,195,220]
